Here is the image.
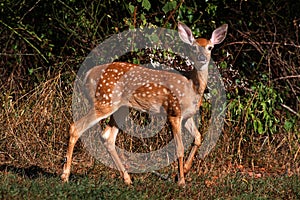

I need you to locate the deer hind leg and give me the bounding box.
[102,119,132,185]
[61,109,106,182]
[183,117,201,174]
[169,116,185,187]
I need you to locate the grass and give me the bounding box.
[1,1,299,199]
[0,167,299,199]
[0,65,298,199]
[1,67,298,199]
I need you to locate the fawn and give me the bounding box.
[61,21,228,187]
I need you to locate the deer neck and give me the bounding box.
[197,68,208,95]
[182,66,208,94]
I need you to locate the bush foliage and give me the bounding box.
[0,0,299,180]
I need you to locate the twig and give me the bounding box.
[0,20,49,63]
[272,75,300,82]
[226,41,300,48]
[133,6,137,28]
[0,53,35,56]
[280,103,300,118]
[18,0,42,22]
[157,0,184,39]
[163,0,184,28]
[294,146,300,162]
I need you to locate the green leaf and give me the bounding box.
[28,68,34,75]
[147,34,159,43]
[162,1,177,14]
[142,0,151,11]
[257,120,263,134]
[284,120,293,132]
[253,120,257,132]
[205,3,217,16]
[128,3,135,14]
[140,13,147,25]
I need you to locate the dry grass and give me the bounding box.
[1,63,73,174]
[0,0,299,186]
[1,61,299,181]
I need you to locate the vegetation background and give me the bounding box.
[0,0,299,198]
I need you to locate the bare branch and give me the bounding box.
[281,103,300,118]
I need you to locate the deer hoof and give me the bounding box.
[124,173,132,185]
[178,179,186,187]
[61,173,69,183]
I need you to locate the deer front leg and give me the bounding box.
[183,117,201,174]
[169,116,185,187]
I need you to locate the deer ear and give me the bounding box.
[211,24,228,45]
[178,21,195,45]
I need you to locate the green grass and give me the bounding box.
[0,170,299,199]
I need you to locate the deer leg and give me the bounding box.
[102,121,132,185]
[169,116,185,187]
[61,109,105,182]
[183,117,201,174]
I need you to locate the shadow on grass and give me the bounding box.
[0,165,57,179]
[0,164,94,183]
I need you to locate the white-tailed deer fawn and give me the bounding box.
[61,22,228,186]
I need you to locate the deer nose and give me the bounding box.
[197,54,207,62]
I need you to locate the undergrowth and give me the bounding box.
[0,0,299,198]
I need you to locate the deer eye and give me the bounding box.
[207,45,213,51]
